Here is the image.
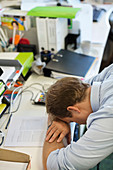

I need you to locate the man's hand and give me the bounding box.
[46,120,71,143]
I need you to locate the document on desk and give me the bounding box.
[4,115,47,147]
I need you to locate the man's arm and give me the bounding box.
[85,63,113,84]
[43,137,65,170]
[46,119,71,143]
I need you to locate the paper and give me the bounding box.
[5,116,47,147]
[0,161,28,170]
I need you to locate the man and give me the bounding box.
[43,64,113,170]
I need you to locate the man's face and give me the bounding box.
[59,112,88,125]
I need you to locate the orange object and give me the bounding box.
[4,90,18,94]
[14,34,20,45]
[7,82,11,86]
[16,70,20,73]
[14,81,23,87]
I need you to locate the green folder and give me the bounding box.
[15,52,34,77]
[27,6,81,19]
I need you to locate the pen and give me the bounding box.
[0,130,4,146]
[5,114,12,129]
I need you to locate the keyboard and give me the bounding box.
[93,8,106,22]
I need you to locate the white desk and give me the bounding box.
[0,74,56,170]
[0,4,113,170]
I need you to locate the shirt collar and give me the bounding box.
[90,82,101,112]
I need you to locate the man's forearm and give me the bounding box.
[43,138,65,170]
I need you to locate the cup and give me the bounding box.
[80,41,91,55]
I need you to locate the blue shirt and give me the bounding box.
[47,64,113,170]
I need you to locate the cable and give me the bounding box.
[4,82,49,127]
[5,86,23,129]
[21,90,34,101]
[22,83,45,92]
[11,91,22,113]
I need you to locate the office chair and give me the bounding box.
[100,12,113,71]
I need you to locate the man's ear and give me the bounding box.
[67,106,80,113]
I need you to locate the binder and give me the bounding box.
[47,18,68,53]
[45,49,97,78]
[36,17,48,52]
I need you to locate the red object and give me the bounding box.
[16,70,19,73]
[7,82,10,86]
[14,81,23,87]
[9,38,30,45]
[19,38,30,44]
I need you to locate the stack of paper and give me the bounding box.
[5,115,47,147]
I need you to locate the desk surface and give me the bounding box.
[1,74,56,170]
[0,4,113,170]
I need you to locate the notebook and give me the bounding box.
[45,49,97,78]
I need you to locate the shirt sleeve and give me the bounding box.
[85,64,113,85]
[47,116,113,170]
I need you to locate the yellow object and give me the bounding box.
[0,104,6,114]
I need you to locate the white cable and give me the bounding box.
[10,86,23,115]
[6,86,23,127]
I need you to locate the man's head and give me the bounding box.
[46,77,91,124]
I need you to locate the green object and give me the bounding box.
[0,82,3,88]
[1,16,13,23]
[15,52,34,77]
[68,19,73,29]
[27,6,81,19]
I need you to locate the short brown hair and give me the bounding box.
[46,77,90,118]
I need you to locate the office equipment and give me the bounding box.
[44,49,97,78]
[93,8,106,22]
[0,148,30,170]
[0,52,34,80]
[34,92,46,105]
[17,44,37,57]
[47,18,68,53]
[15,52,34,79]
[65,33,80,51]
[36,17,68,53]
[36,17,48,52]
[0,60,23,85]
[41,50,52,64]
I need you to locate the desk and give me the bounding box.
[0,4,113,170]
[0,74,56,170]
